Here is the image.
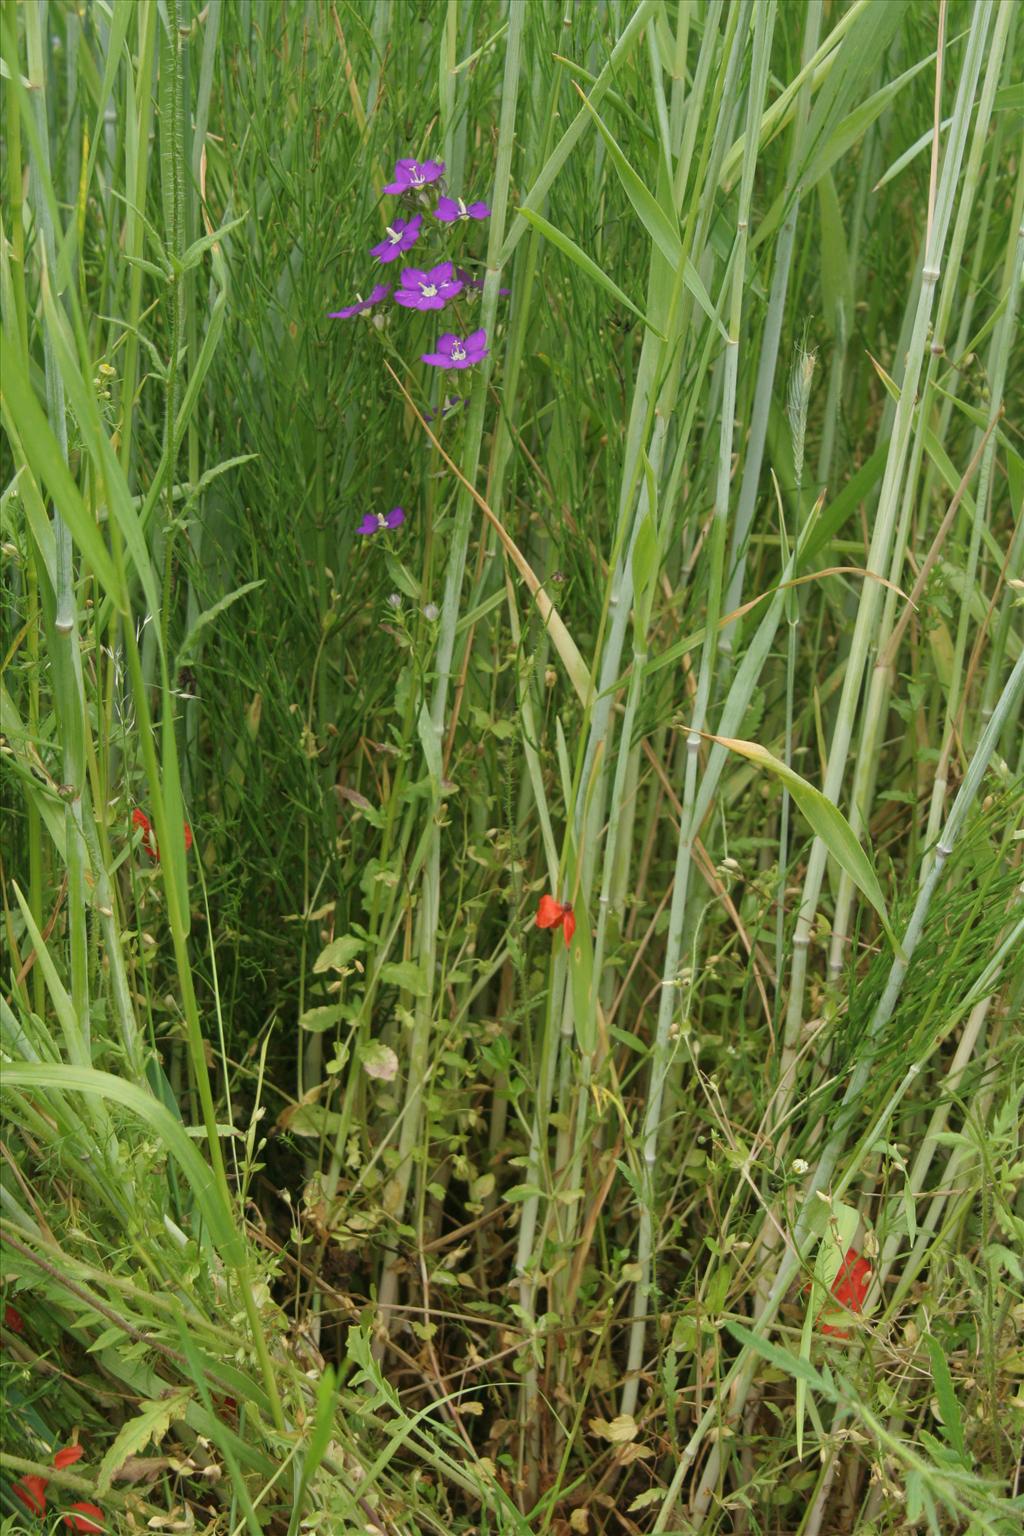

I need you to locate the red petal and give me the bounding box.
[561,909,576,946]
[4,1302,24,1333]
[63,1504,105,1533]
[536,894,563,930]
[183,821,193,852]
[14,1475,48,1515]
[132,808,157,859]
[54,1445,84,1470]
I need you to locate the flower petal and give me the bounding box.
[561,909,576,946]
[14,1476,48,1516]
[384,507,405,529]
[429,260,454,283]
[63,1505,106,1534]
[356,515,379,535]
[536,895,564,930]
[53,1446,84,1471]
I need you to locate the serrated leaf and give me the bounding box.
[97,1389,191,1493]
[628,1489,663,1514]
[589,1412,637,1443]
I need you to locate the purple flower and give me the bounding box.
[421,330,488,370]
[357,507,406,536]
[394,261,464,312]
[328,283,390,319]
[435,195,491,223]
[371,214,423,264]
[455,267,510,297]
[384,158,445,194]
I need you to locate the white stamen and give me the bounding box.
[376,513,388,529]
[451,342,466,362]
[457,199,467,218]
[386,226,401,243]
[421,283,438,298]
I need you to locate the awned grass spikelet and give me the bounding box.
[2,3,1022,1533]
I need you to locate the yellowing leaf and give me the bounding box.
[588,1412,637,1444]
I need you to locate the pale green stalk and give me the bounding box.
[829,14,1018,977]
[22,2,91,1051]
[774,0,993,1095]
[719,0,822,667]
[921,177,1022,864]
[621,0,772,1419]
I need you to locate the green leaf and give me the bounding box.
[518,206,664,338]
[97,1388,192,1493]
[379,961,429,997]
[299,1004,345,1033]
[724,1321,835,1395]
[179,212,249,272]
[572,90,727,338]
[313,935,364,973]
[708,734,900,955]
[812,1201,861,1300]
[927,1336,966,1460]
[816,172,853,341]
[384,552,422,600]
[176,581,265,665]
[631,513,659,602]
[0,344,125,609]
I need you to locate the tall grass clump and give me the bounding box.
[2,2,1022,1534]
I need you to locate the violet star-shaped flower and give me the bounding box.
[384,158,445,194]
[435,195,491,223]
[328,283,390,319]
[357,507,406,536]
[421,330,488,370]
[371,214,423,264]
[394,261,464,312]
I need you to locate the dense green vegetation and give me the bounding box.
[2,1,1022,1532]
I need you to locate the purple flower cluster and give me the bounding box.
[333,152,499,540]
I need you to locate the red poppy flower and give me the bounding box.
[133,808,193,862]
[13,1474,48,1516]
[4,1302,24,1333]
[53,1445,84,1471]
[536,894,575,947]
[63,1504,105,1533]
[820,1247,872,1337]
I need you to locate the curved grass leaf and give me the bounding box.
[706,734,900,955]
